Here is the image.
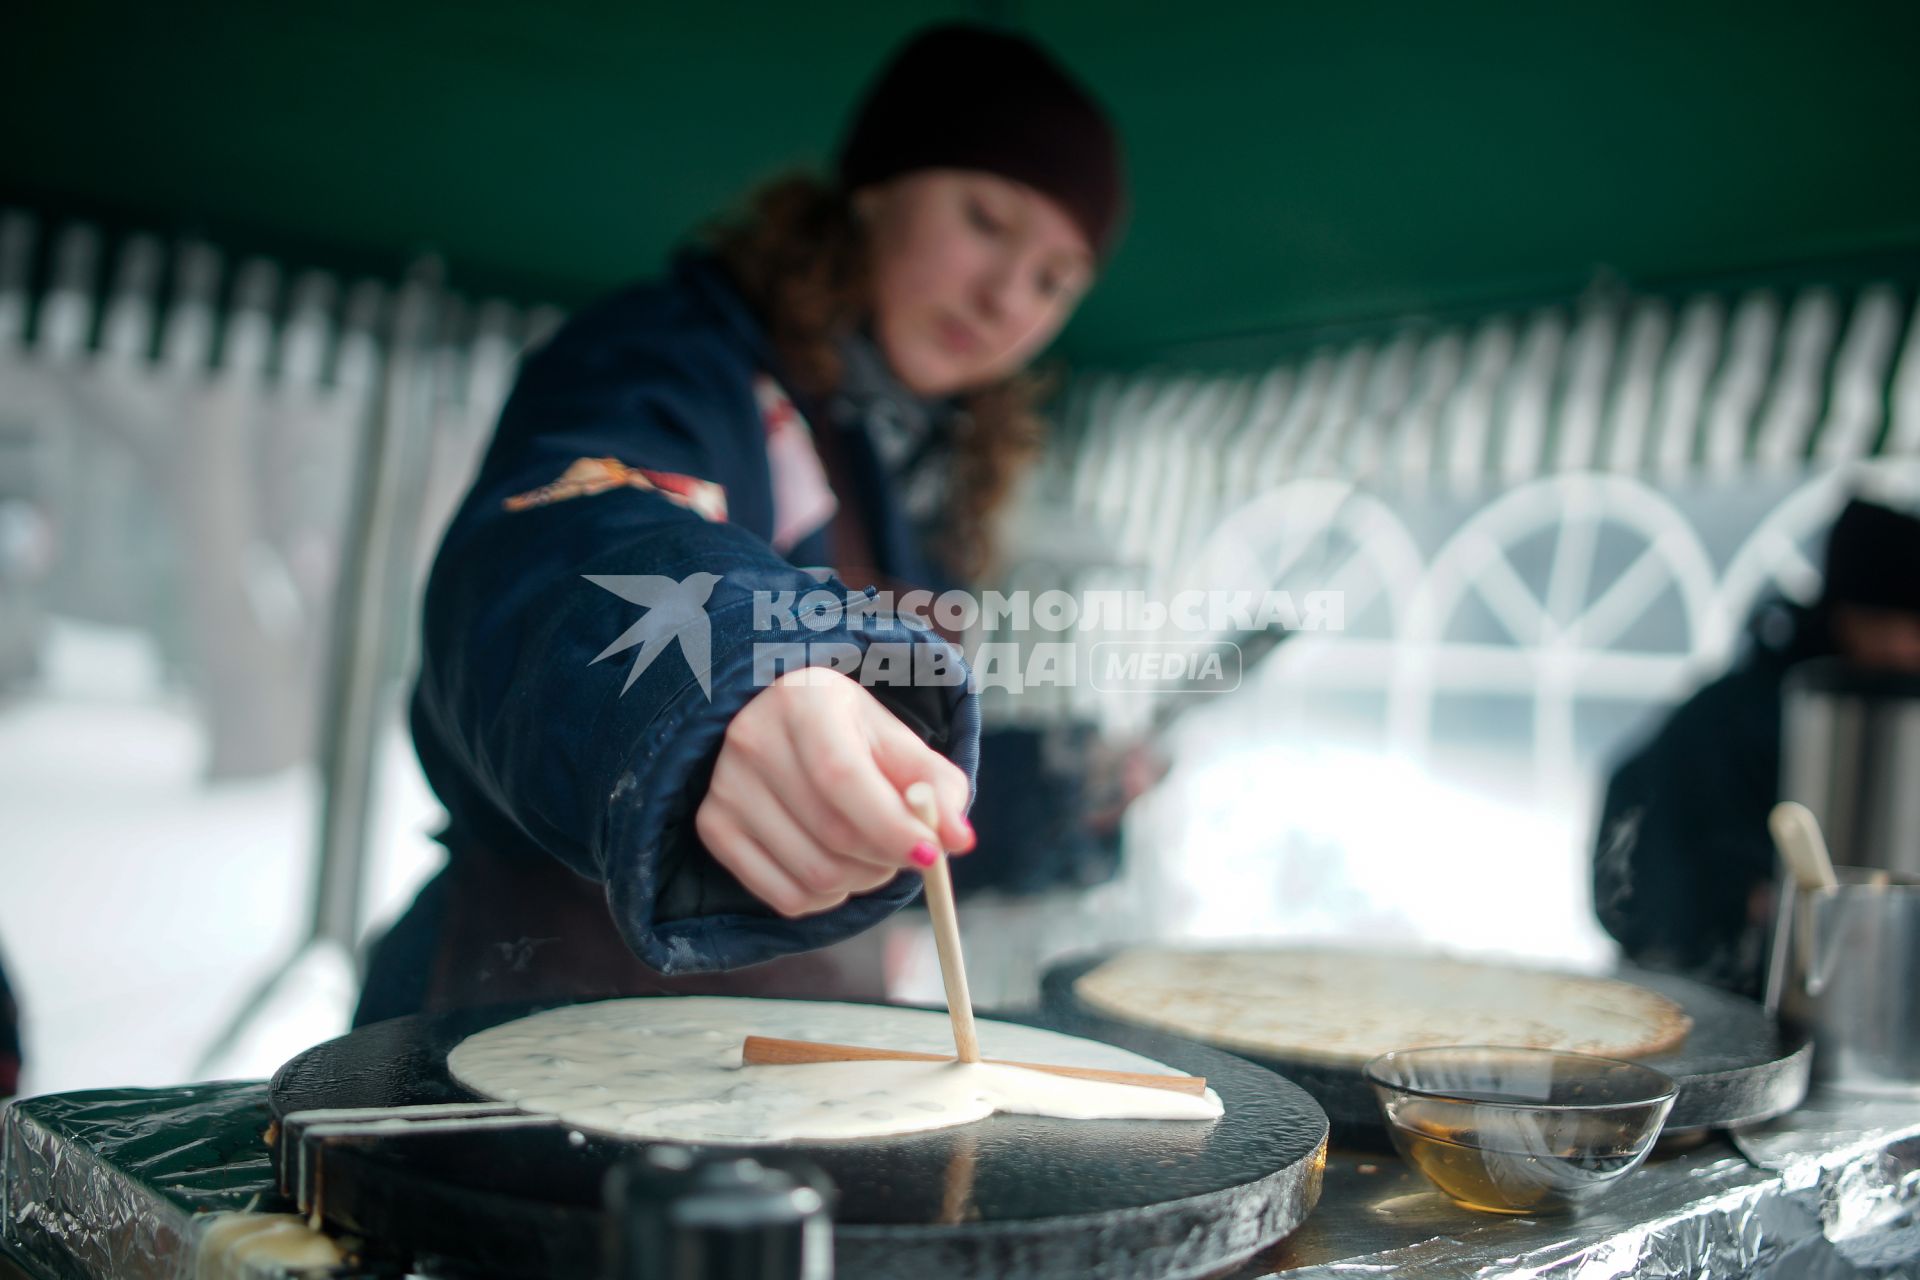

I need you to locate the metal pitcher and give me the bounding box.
[1765,870,1920,1096]
[1781,659,1920,880]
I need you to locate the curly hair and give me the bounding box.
[708,173,1050,583]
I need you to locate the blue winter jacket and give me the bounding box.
[409,253,980,977]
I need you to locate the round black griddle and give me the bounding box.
[1042,955,1811,1143]
[269,999,1328,1280]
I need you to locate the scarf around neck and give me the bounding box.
[827,330,958,528]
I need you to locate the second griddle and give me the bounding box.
[1042,954,1810,1141]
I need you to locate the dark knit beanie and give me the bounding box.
[837,24,1128,261]
[1823,497,1920,615]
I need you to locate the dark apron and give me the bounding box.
[356,841,891,1026]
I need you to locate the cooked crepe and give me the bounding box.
[1073,947,1691,1064]
[448,997,1222,1144]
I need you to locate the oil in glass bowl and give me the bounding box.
[1365,1046,1677,1215]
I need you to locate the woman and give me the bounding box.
[356,23,1126,1024]
[1593,497,1920,998]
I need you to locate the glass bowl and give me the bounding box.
[1363,1046,1678,1215]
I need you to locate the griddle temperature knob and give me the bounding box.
[606,1144,835,1280]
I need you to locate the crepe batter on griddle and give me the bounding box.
[448,997,1222,1143]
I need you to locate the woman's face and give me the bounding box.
[1833,604,1920,673]
[856,169,1096,398]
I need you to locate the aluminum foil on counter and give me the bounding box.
[1253,1089,1920,1279]
[1734,1087,1920,1274]
[4,1080,1914,1280]
[0,1082,344,1280]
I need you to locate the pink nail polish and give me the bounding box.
[910,841,940,868]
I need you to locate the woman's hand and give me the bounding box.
[695,666,974,919]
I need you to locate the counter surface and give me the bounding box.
[2,1081,1915,1278]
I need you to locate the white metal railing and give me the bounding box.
[985,276,1920,970]
[0,211,562,1074]
[0,211,560,775]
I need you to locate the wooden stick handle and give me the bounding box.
[905,781,981,1063]
[741,1035,1209,1097]
[1770,801,1840,892]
